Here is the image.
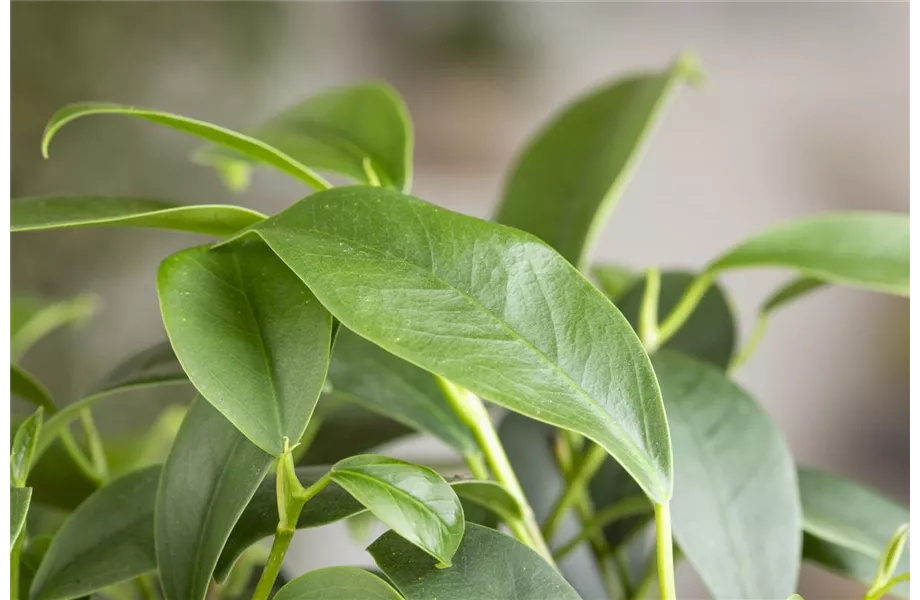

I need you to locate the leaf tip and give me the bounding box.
[674,51,705,88]
[434,561,451,570]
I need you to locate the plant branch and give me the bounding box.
[11,536,22,600]
[78,410,108,481]
[728,313,768,373]
[553,495,653,560]
[543,443,608,542]
[865,571,910,600]
[638,267,661,350]
[653,503,677,600]
[655,273,714,350]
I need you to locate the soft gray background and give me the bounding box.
[12,3,908,598]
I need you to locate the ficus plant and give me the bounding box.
[10,51,910,600]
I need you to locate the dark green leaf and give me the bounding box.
[12,408,44,487]
[11,487,32,549]
[655,350,801,599]
[11,294,97,362]
[495,54,699,268]
[42,103,330,190]
[802,535,909,598]
[298,402,414,466]
[451,480,521,525]
[330,455,464,566]
[19,535,53,599]
[237,186,672,503]
[156,397,273,600]
[158,241,332,456]
[105,404,187,478]
[273,566,403,600]
[369,523,581,600]
[592,264,640,302]
[11,365,56,412]
[196,83,413,192]
[25,431,98,511]
[29,466,160,600]
[11,197,264,236]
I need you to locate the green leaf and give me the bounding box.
[11,294,97,362]
[11,365,56,412]
[451,480,522,526]
[273,566,404,600]
[12,407,44,487]
[19,536,53,599]
[11,197,264,236]
[237,186,672,503]
[156,397,273,600]
[196,82,413,192]
[495,53,699,268]
[105,404,187,477]
[763,277,826,314]
[325,329,479,458]
[29,466,160,600]
[157,241,332,456]
[369,523,581,600]
[709,213,908,296]
[11,487,32,549]
[298,402,414,466]
[24,429,98,511]
[868,524,909,596]
[592,264,640,302]
[655,350,801,599]
[330,455,464,567]
[42,102,330,190]
[802,536,909,598]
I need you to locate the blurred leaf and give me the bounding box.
[11,486,32,549]
[12,407,44,487]
[273,566,403,600]
[802,535,908,598]
[867,524,909,597]
[11,294,97,362]
[105,404,187,477]
[592,264,639,302]
[451,480,521,526]
[11,364,56,412]
[298,402,414,466]
[25,430,98,511]
[19,535,53,599]
[763,278,826,314]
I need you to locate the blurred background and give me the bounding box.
[11,2,908,598]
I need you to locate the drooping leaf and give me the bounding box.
[196,82,413,192]
[11,294,97,362]
[656,350,801,599]
[709,213,909,296]
[763,278,826,314]
[298,402,414,466]
[370,523,581,600]
[158,241,332,456]
[273,566,404,600]
[236,186,672,503]
[330,455,464,567]
[42,102,330,190]
[11,197,264,236]
[11,487,32,549]
[12,407,44,487]
[592,264,640,302]
[156,397,273,600]
[325,329,478,459]
[11,364,56,412]
[29,466,160,600]
[495,54,699,268]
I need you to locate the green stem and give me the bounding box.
[639,268,661,350]
[655,273,714,350]
[11,536,22,600]
[543,443,608,542]
[729,313,768,373]
[78,410,108,481]
[653,503,676,600]
[136,575,159,600]
[553,496,653,560]
[436,377,555,565]
[865,571,910,600]
[465,452,491,480]
[59,429,104,484]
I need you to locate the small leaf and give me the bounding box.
[11,365,56,412]
[273,566,403,600]
[709,213,908,296]
[298,402,414,466]
[12,408,44,487]
[11,197,264,236]
[495,53,699,268]
[656,351,801,599]
[330,455,464,567]
[762,277,826,314]
[156,397,273,600]
[868,524,909,596]
[158,241,332,456]
[42,102,330,190]
[592,264,640,302]
[11,294,97,362]
[29,466,159,600]
[11,487,32,549]
[369,523,581,600]
[196,82,413,192]
[451,480,522,526]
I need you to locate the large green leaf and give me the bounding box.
[11,197,264,236]
[42,103,330,190]
[656,351,801,599]
[235,186,672,503]
[156,397,273,600]
[495,54,698,268]
[196,82,413,192]
[29,466,159,600]
[709,213,908,296]
[298,402,414,466]
[158,241,332,456]
[370,523,581,600]
[273,566,403,600]
[330,455,464,566]
[325,329,478,458]
[11,365,56,412]
[11,294,97,362]
[12,408,44,487]
[11,487,32,549]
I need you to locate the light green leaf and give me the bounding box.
[298,402,414,466]
[11,294,97,362]
[196,82,413,192]
[763,277,826,314]
[29,466,159,600]
[156,397,273,600]
[451,480,522,526]
[11,365,56,412]
[11,197,264,236]
[868,524,909,596]
[273,566,403,600]
[709,213,908,296]
[592,264,640,302]
[12,408,44,488]
[369,523,581,600]
[656,351,801,599]
[236,186,672,504]
[325,328,478,458]
[11,487,32,550]
[802,536,909,598]
[158,241,332,456]
[42,102,330,190]
[330,455,464,567]
[495,53,699,268]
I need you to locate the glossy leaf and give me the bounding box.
[11,294,97,362]
[11,196,264,236]
[12,408,44,487]
[156,397,273,600]
[42,102,330,190]
[273,566,403,600]
[11,487,32,549]
[592,264,640,302]
[325,329,479,458]
[197,82,413,191]
[656,350,801,599]
[29,466,160,600]
[370,523,581,600]
[238,186,672,503]
[709,213,909,296]
[330,455,464,566]
[299,402,414,466]
[158,241,332,456]
[11,364,56,412]
[495,54,698,268]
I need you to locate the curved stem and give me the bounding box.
[553,496,653,560]
[79,410,108,481]
[465,452,491,480]
[543,443,608,542]
[59,429,104,484]
[729,313,768,373]
[865,571,910,600]
[653,503,676,600]
[656,273,714,349]
[638,268,661,350]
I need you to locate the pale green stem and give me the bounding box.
[465,452,491,480]
[729,313,768,373]
[553,496,653,560]
[655,273,714,350]
[136,575,159,600]
[543,443,608,542]
[639,268,661,350]
[654,503,676,600]
[865,572,910,600]
[79,410,108,481]
[11,536,22,600]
